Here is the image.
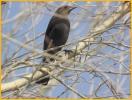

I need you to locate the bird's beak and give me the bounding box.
[69,6,77,12]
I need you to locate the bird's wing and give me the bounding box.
[49,23,69,38]
[44,23,69,50]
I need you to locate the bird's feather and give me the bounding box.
[36,5,76,85]
[44,17,70,54]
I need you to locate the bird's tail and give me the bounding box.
[35,74,50,85]
[35,57,50,85]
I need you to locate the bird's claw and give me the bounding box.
[63,49,73,55]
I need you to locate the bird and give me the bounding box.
[36,5,76,85]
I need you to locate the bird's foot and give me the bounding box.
[63,49,74,55]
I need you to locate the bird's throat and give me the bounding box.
[54,13,68,19]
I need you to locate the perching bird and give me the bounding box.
[36,5,76,85]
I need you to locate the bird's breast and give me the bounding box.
[45,16,70,49]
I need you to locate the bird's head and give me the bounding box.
[55,6,76,15]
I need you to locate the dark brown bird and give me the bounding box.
[43,5,76,60]
[36,5,76,85]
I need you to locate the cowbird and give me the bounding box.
[36,6,76,85]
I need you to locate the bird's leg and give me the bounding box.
[64,46,78,60]
[63,49,74,56]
